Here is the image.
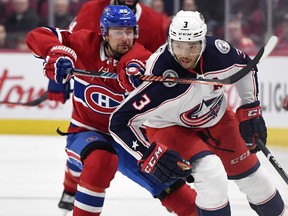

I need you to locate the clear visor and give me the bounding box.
[171,40,203,56]
[108,27,135,39]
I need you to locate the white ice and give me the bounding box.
[0,135,287,216]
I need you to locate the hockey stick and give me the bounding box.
[1,37,277,106]
[0,91,48,106]
[69,35,278,85]
[256,139,288,185]
[70,47,263,86]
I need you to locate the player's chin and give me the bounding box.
[118,47,130,54]
[179,61,194,69]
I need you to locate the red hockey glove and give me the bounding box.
[236,101,267,153]
[138,142,192,185]
[118,59,145,92]
[47,79,71,104]
[44,45,77,84]
[282,96,288,111]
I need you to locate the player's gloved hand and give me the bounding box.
[47,79,71,104]
[138,142,192,185]
[118,59,145,92]
[236,100,267,153]
[43,45,77,84]
[282,96,288,111]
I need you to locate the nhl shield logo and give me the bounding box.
[162,69,178,87]
[215,39,230,54]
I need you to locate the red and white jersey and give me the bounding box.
[68,0,166,52]
[109,36,259,159]
[26,27,151,134]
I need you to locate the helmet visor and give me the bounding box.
[171,40,202,56]
[109,27,135,39]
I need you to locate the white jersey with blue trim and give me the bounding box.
[109,36,259,159]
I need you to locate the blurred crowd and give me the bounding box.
[0,0,287,55]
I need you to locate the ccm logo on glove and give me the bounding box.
[247,108,262,117]
[143,145,163,173]
[138,142,192,184]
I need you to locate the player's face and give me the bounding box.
[172,40,202,69]
[115,0,138,9]
[107,27,135,54]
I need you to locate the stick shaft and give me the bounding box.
[257,139,288,185]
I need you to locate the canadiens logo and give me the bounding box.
[215,39,230,54]
[86,136,98,142]
[162,69,179,87]
[85,85,125,114]
[180,94,224,127]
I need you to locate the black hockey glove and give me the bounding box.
[138,142,192,185]
[236,101,267,153]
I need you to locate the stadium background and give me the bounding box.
[0,0,287,147]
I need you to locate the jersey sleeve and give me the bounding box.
[205,37,259,106]
[233,49,260,105]
[109,82,166,160]
[68,0,109,33]
[109,67,190,160]
[26,27,73,59]
[137,4,166,52]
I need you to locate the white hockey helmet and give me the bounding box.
[168,10,207,66]
[169,10,207,42]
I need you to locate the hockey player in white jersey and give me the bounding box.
[110,10,287,215]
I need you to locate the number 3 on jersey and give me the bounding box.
[132,94,151,110]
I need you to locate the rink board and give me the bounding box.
[0,119,287,147]
[0,53,288,147]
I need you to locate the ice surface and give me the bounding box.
[0,135,287,216]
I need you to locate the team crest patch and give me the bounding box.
[162,69,178,87]
[86,136,97,142]
[215,39,230,54]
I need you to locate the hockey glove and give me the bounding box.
[236,101,267,153]
[47,79,71,104]
[43,45,77,84]
[138,142,192,185]
[282,95,288,111]
[118,59,145,92]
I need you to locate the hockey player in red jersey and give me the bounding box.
[47,0,168,212]
[68,0,166,53]
[27,5,197,216]
[109,11,287,215]
[48,0,166,106]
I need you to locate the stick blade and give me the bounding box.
[261,35,278,60]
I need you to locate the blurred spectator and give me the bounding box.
[14,32,29,51]
[228,17,258,54]
[182,0,197,12]
[38,0,84,22]
[194,0,224,37]
[230,0,265,46]
[4,0,39,32]
[40,0,74,28]
[4,0,39,49]
[273,0,288,27]
[150,0,171,34]
[0,24,8,48]
[274,13,288,52]
[0,0,9,24]
[282,95,288,111]
[69,0,86,17]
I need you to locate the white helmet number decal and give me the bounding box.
[215,39,230,54]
